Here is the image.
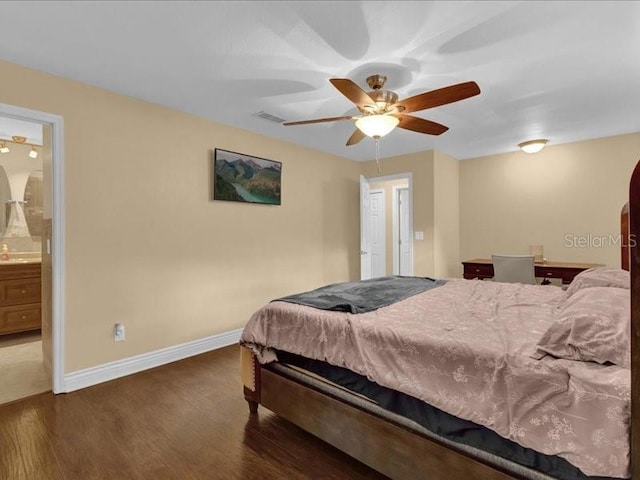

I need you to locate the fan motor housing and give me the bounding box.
[370,90,398,106]
[358,89,398,113]
[366,74,387,90]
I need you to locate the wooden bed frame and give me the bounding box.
[242,159,640,479]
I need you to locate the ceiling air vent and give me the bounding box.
[253,111,286,124]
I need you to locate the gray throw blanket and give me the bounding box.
[275,275,446,314]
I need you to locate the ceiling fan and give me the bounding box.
[284,75,481,146]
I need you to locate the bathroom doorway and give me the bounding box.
[0,104,63,402]
[0,118,49,404]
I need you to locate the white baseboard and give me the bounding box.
[63,328,243,393]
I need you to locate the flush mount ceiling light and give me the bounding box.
[519,139,548,154]
[0,135,41,158]
[355,114,400,139]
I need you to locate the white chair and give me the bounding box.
[491,254,536,285]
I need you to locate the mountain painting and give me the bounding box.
[213,149,282,205]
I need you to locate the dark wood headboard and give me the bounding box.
[622,202,630,271]
[629,160,640,479]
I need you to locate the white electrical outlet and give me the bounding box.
[114,323,125,342]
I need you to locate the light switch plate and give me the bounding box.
[114,323,125,342]
[415,231,424,240]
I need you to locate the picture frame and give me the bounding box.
[212,148,282,205]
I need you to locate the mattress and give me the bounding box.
[241,279,630,478]
[275,349,617,480]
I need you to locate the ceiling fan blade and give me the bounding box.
[396,114,449,135]
[346,129,366,146]
[394,81,481,113]
[330,78,376,107]
[283,115,354,126]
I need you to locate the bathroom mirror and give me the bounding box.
[0,166,10,237]
[24,170,43,240]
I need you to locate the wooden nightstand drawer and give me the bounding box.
[535,267,563,279]
[0,278,41,306]
[0,304,41,335]
[462,262,494,279]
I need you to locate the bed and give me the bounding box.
[239,159,640,480]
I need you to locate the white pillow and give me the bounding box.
[534,287,630,367]
[565,267,629,298]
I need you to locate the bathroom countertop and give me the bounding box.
[0,258,42,265]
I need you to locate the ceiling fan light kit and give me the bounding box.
[355,114,399,138]
[283,73,481,147]
[519,139,548,154]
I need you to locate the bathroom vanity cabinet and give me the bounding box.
[0,262,41,335]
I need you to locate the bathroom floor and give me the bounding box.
[0,330,50,405]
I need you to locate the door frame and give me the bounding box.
[360,175,371,280]
[368,188,386,278]
[392,184,412,275]
[362,172,413,277]
[0,102,65,393]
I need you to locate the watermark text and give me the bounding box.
[564,233,636,248]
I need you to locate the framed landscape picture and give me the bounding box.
[213,148,282,205]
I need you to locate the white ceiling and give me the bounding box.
[0,1,638,161]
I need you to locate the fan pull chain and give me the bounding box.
[375,138,381,173]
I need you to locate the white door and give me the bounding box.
[369,190,386,278]
[360,175,371,280]
[399,188,411,275]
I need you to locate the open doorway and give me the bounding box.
[392,185,412,275]
[0,103,63,401]
[0,118,49,404]
[360,173,413,279]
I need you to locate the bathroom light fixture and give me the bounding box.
[0,135,42,158]
[518,139,548,154]
[355,114,400,138]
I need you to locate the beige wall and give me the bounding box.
[362,151,435,276]
[362,150,463,278]
[0,60,361,372]
[368,178,409,274]
[460,132,640,268]
[433,151,460,278]
[4,55,637,375]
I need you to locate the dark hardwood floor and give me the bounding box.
[0,345,387,480]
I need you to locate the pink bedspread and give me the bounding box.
[241,279,630,478]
